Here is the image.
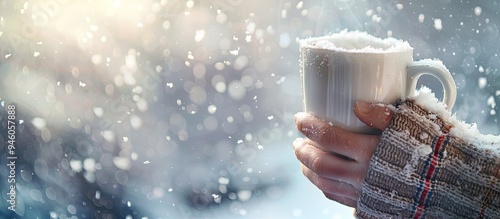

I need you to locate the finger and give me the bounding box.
[294,139,365,188]
[324,192,358,208]
[300,164,361,199]
[353,101,393,130]
[294,113,379,161]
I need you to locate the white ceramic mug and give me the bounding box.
[299,30,457,134]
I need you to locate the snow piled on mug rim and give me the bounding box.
[299,29,413,54]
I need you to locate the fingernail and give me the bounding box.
[292,137,306,151]
[294,112,308,124]
[293,137,304,146]
[355,101,374,114]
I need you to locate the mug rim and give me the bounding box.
[299,30,413,54]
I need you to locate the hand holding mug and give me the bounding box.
[293,102,393,207]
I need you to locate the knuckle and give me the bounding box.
[317,125,336,145]
[309,154,326,175]
[314,176,331,192]
[304,167,329,192]
[362,136,380,162]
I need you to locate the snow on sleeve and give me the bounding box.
[410,87,500,154]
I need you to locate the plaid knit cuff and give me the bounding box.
[355,99,500,219]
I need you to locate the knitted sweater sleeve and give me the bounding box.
[355,99,500,219]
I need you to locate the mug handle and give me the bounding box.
[406,59,457,110]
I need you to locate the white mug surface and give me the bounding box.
[300,30,457,134]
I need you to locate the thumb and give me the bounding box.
[354,101,393,130]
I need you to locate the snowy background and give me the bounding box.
[0,0,499,218]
